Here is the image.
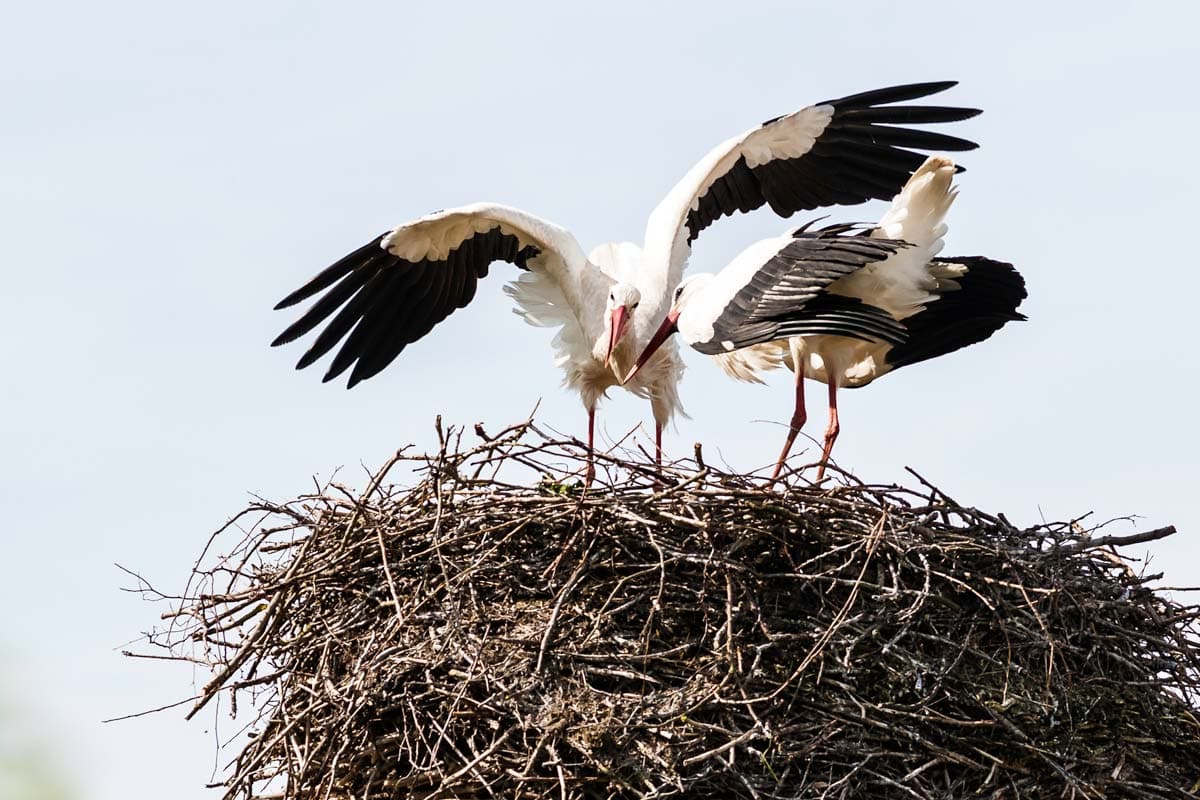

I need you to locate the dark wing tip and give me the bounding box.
[273,232,391,312]
[294,347,324,371]
[900,79,958,94]
[821,80,963,109]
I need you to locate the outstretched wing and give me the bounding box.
[645,81,979,287]
[272,203,590,388]
[692,232,909,356]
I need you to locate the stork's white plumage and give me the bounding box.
[272,83,982,478]
[626,156,1027,481]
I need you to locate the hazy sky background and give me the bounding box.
[2,2,1197,797]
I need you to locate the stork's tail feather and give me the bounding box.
[884,256,1027,370]
[874,155,958,253]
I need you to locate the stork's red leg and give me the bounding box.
[585,406,596,485]
[770,362,807,482]
[655,423,663,470]
[815,379,840,481]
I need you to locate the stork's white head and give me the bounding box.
[622,274,713,384]
[602,282,641,369]
[669,274,714,316]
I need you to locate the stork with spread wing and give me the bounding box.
[273,82,981,479]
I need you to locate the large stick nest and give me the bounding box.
[140,420,1200,799]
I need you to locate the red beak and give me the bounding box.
[623,310,679,384]
[604,306,630,369]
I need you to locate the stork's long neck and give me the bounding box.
[634,223,688,341]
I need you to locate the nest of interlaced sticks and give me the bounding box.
[138,418,1200,799]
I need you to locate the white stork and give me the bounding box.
[625,156,1027,481]
[271,83,981,479]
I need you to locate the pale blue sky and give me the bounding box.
[2,2,1197,798]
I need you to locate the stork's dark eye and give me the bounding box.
[674,286,684,300]
[632,301,639,309]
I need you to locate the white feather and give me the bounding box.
[709,343,787,384]
[588,241,642,282]
[827,156,958,319]
[503,271,588,368]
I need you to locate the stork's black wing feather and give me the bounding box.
[691,233,908,356]
[272,226,541,388]
[884,256,1027,370]
[685,81,981,243]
